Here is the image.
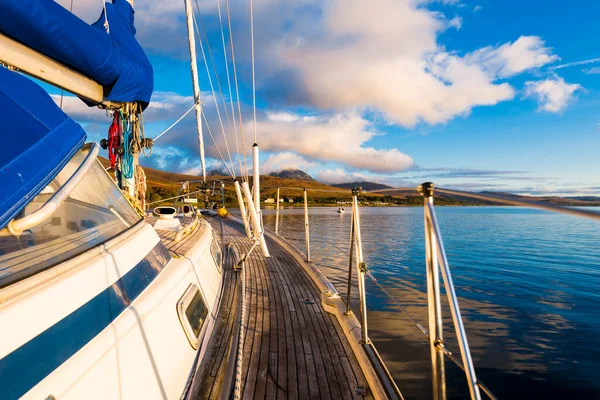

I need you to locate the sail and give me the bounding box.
[0,0,153,108]
[0,67,86,229]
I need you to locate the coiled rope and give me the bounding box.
[120,110,134,179]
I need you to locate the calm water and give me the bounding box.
[252,206,600,399]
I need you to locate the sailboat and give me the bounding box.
[10,0,593,399]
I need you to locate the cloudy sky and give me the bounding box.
[53,0,600,195]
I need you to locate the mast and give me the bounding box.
[252,143,261,224]
[184,0,207,183]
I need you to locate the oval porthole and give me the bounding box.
[210,239,223,273]
[176,284,208,349]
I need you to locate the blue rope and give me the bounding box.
[120,111,134,180]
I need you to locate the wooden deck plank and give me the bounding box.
[254,252,271,400]
[205,217,374,400]
[270,245,311,400]
[268,257,292,399]
[271,244,330,400]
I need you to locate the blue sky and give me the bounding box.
[55,0,600,195]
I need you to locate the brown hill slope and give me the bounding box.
[99,157,600,207]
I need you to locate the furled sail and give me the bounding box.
[0,67,86,229]
[0,0,153,108]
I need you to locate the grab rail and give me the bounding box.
[7,143,99,236]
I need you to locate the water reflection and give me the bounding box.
[248,206,600,399]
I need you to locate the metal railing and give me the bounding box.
[243,181,600,399]
[265,183,499,399]
[420,182,481,400]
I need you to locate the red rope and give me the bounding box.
[107,113,121,169]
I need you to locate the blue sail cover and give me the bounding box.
[0,0,153,108]
[0,68,86,229]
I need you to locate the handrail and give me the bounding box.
[7,143,99,236]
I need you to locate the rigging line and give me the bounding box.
[153,102,198,142]
[367,274,429,337]
[192,14,237,178]
[195,0,244,182]
[301,230,429,337]
[193,0,236,142]
[225,0,249,182]
[201,109,236,179]
[147,190,204,206]
[216,0,244,181]
[250,0,258,145]
[283,222,429,338]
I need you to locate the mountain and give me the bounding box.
[565,196,600,202]
[269,169,314,181]
[97,157,600,207]
[332,181,394,191]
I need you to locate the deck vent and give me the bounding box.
[154,206,177,219]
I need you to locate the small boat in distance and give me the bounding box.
[338,207,346,213]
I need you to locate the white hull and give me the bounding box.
[0,219,222,399]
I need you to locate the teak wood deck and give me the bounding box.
[204,216,373,400]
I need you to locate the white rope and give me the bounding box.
[250,0,257,145]
[192,14,237,179]
[101,0,110,33]
[153,102,198,142]
[225,0,250,182]
[216,0,245,182]
[201,109,236,178]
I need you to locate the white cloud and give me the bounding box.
[420,0,461,5]
[447,16,462,30]
[50,94,111,122]
[262,1,560,127]
[551,57,600,70]
[261,152,317,174]
[55,0,570,130]
[315,168,386,185]
[524,76,581,113]
[465,36,559,78]
[252,111,414,173]
[51,91,211,124]
[583,67,600,75]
